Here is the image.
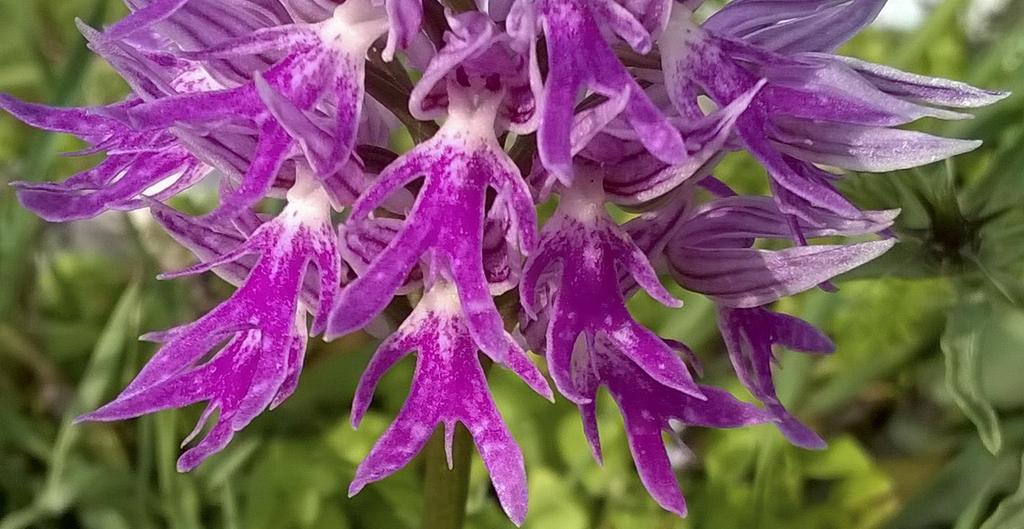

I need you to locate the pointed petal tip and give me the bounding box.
[176,458,199,473]
[322,316,352,342]
[654,492,688,518]
[552,385,594,406]
[778,421,828,450]
[988,89,1012,103]
[529,377,555,403]
[784,430,827,450]
[961,139,984,153]
[497,495,528,527]
[676,379,707,401]
[347,479,366,498]
[541,386,556,403]
[668,502,688,518]
[324,305,361,342]
[74,404,122,423]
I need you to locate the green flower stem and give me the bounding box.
[421,424,474,529]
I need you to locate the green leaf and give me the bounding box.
[886,427,1022,529]
[981,453,1024,529]
[942,293,1003,454]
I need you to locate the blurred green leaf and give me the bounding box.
[942,294,1003,454]
[981,453,1024,529]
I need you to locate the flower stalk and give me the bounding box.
[422,425,474,529]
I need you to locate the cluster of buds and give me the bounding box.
[3,0,1005,522]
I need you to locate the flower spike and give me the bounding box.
[5,0,1012,522]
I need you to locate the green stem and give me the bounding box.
[421,424,474,529]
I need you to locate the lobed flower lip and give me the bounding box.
[77,174,340,470]
[325,110,537,362]
[579,342,771,516]
[521,170,701,403]
[348,280,550,526]
[718,305,833,449]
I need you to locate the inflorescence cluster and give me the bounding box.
[2,0,1006,522]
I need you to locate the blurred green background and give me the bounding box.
[3,0,1024,528]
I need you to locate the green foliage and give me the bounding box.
[943,295,1003,454]
[3,0,1024,528]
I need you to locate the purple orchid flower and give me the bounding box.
[520,171,772,515]
[520,170,698,402]
[78,172,341,470]
[326,13,538,365]
[572,341,769,516]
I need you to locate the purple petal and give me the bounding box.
[703,0,886,54]
[770,116,983,172]
[668,239,896,307]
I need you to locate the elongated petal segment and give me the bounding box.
[590,346,770,515]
